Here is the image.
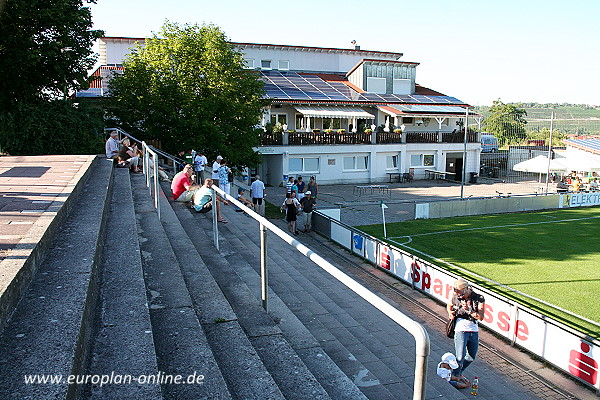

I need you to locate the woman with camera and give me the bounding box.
[446,279,485,384]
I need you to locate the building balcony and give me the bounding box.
[259,130,480,146]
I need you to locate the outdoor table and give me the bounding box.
[424,169,456,180]
[386,172,402,183]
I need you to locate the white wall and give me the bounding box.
[258,143,480,185]
[239,46,399,73]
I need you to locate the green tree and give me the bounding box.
[0,100,104,155]
[107,21,268,168]
[482,99,528,146]
[0,0,103,106]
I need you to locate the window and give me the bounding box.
[295,114,304,130]
[410,154,435,167]
[323,118,342,130]
[386,155,399,169]
[270,114,287,125]
[244,59,254,69]
[402,117,414,125]
[289,157,319,173]
[393,78,411,95]
[343,155,369,171]
[278,60,289,70]
[366,77,386,94]
[261,60,272,70]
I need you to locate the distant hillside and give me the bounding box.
[474,104,600,136]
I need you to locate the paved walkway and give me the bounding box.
[0,155,95,261]
[311,177,558,226]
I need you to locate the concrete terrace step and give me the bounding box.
[165,187,365,400]
[82,168,161,399]
[193,207,417,400]
[203,202,543,400]
[130,175,232,400]
[0,157,113,399]
[147,175,332,400]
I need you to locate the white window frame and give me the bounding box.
[343,155,369,171]
[366,77,386,94]
[402,116,414,125]
[392,78,411,95]
[410,154,435,167]
[261,60,272,70]
[244,59,254,69]
[386,155,399,170]
[289,157,320,173]
[278,60,289,70]
[270,113,287,125]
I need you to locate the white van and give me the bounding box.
[481,134,498,152]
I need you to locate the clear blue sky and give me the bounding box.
[90,0,599,107]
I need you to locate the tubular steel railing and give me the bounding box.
[121,133,432,400]
[209,184,430,400]
[141,142,161,220]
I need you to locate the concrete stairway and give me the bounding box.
[0,159,554,400]
[163,182,543,400]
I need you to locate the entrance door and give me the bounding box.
[446,157,463,181]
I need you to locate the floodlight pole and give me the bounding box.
[460,107,469,198]
[544,112,555,195]
[381,200,388,238]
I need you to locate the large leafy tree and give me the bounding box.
[107,22,267,167]
[0,0,103,106]
[0,0,104,155]
[482,99,528,146]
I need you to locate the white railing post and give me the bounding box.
[212,189,219,250]
[153,154,160,220]
[260,223,268,312]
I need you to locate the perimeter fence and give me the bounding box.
[462,107,600,199]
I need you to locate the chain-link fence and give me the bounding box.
[462,107,600,198]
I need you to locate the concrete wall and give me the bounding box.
[415,194,562,219]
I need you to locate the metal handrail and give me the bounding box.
[119,132,431,399]
[141,141,160,219]
[104,128,186,173]
[210,184,430,400]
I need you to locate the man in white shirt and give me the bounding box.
[250,175,266,216]
[194,151,208,184]
[212,155,223,187]
[105,131,120,159]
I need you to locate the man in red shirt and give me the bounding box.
[171,164,197,202]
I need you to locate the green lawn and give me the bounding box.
[357,207,600,338]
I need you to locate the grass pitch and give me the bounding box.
[357,206,600,338]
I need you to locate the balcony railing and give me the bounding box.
[259,131,480,146]
[288,132,372,145]
[261,132,283,145]
[405,131,438,143]
[442,131,478,143]
[376,131,403,144]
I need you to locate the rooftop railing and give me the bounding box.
[259,130,480,146]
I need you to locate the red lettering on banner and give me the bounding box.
[445,283,453,299]
[569,342,598,385]
[421,272,431,291]
[497,311,510,332]
[433,279,443,296]
[515,320,529,341]
[410,262,420,283]
[483,304,493,323]
[380,248,390,270]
